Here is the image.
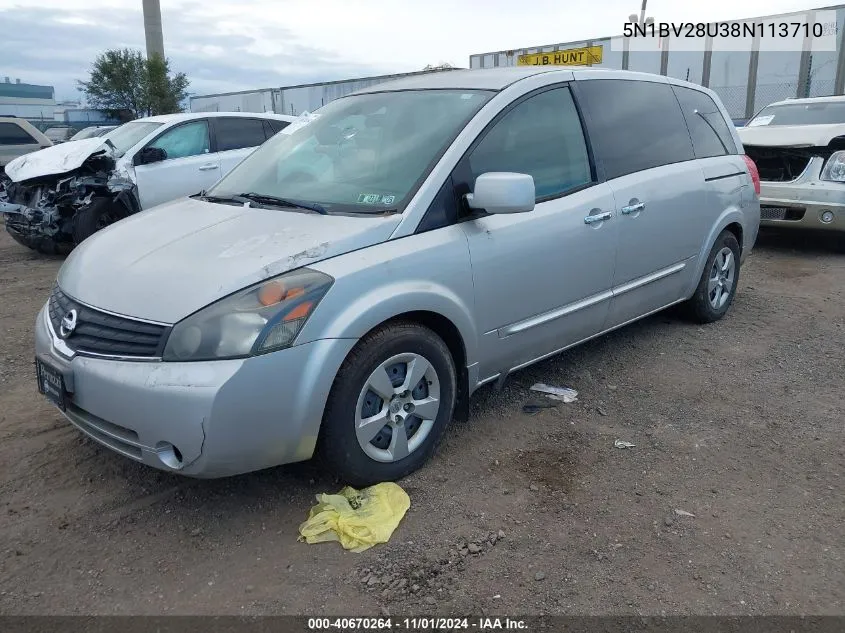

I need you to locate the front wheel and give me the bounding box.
[72,197,120,245]
[318,322,457,486]
[683,230,742,323]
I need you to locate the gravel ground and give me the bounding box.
[0,227,843,616]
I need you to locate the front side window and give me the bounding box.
[468,87,592,199]
[0,122,36,145]
[148,120,210,160]
[215,118,268,152]
[207,89,492,214]
[578,79,695,180]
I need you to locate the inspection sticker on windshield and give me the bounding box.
[357,193,395,205]
[747,115,774,127]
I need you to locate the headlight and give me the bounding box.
[821,150,845,182]
[162,268,333,361]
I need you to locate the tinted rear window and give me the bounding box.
[215,118,268,152]
[266,119,290,134]
[577,79,695,180]
[0,122,36,145]
[672,86,736,158]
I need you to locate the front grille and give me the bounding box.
[760,205,806,221]
[48,286,169,358]
[744,145,814,182]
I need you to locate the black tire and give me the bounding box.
[72,197,119,245]
[318,321,457,487]
[683,230,742,323]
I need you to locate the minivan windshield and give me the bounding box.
[747,101,845,127]
[206,89,492,214]
[104,121,164,156]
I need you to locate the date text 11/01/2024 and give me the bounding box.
[623,21,838,39]
[307,617,528,630]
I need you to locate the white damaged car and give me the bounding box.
[1,111,294,253]
[738,95,845,233]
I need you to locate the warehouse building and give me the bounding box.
[189,67,461,116]
[470,4,845,121]
[0,78,56,121]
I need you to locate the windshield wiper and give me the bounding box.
[197,192,328,214]
[237,192,328,215]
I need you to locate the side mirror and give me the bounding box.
[135,146,167,166]
[465,172,535,215]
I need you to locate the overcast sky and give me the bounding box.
[0,0,825,101]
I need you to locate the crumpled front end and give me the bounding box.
[2,150,138,254]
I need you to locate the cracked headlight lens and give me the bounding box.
[821,150,845,182]
[163,268,333,361]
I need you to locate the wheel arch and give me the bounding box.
[684,209,747,299]
[335,309,471,426]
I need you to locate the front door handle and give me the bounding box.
[584,211,613,225]
[621,202,645,215]
[198,163,219,171]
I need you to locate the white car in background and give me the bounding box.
[2,111,296,253]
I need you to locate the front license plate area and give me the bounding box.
[36,358,67,411]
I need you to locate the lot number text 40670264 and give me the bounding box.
[307,617,528,630]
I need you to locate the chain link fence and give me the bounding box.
[708,86,748,119]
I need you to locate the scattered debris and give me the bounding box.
[674,509,696,517]
[614,440,636,449]
[522,400,558,415]
[530,383,579,403]
[298,482,410,552]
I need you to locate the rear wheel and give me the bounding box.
[318,322,457,486]
[72,197,120,245]
[683,230,741,323]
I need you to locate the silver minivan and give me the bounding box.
[34,68,761,485]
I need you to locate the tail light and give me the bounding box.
[743,155,761,195]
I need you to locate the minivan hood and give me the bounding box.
[5,137,112,182]
[737,123,845,148]
[58,197,401,323]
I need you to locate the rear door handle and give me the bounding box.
[584,211,613,225]
[198,163,219,171]
[621,202,645,215]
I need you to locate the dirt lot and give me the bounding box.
[0,227,843,616]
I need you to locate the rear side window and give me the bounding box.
[0,122,37,145]
[215,118,268,152]
[266,119,290,135]
[468,87,592,199]
[577,79,695,180]
[672,86,737,158]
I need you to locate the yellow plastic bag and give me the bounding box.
[298,482,411,552]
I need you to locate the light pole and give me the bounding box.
[142,0,165,60]
[623,0,655,70]
[628,0,654,27]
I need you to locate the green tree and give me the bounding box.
[78,48,189,119]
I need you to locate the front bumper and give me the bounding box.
[2,202,73,252]
[758,169,845,232]
[35,304,356,477]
